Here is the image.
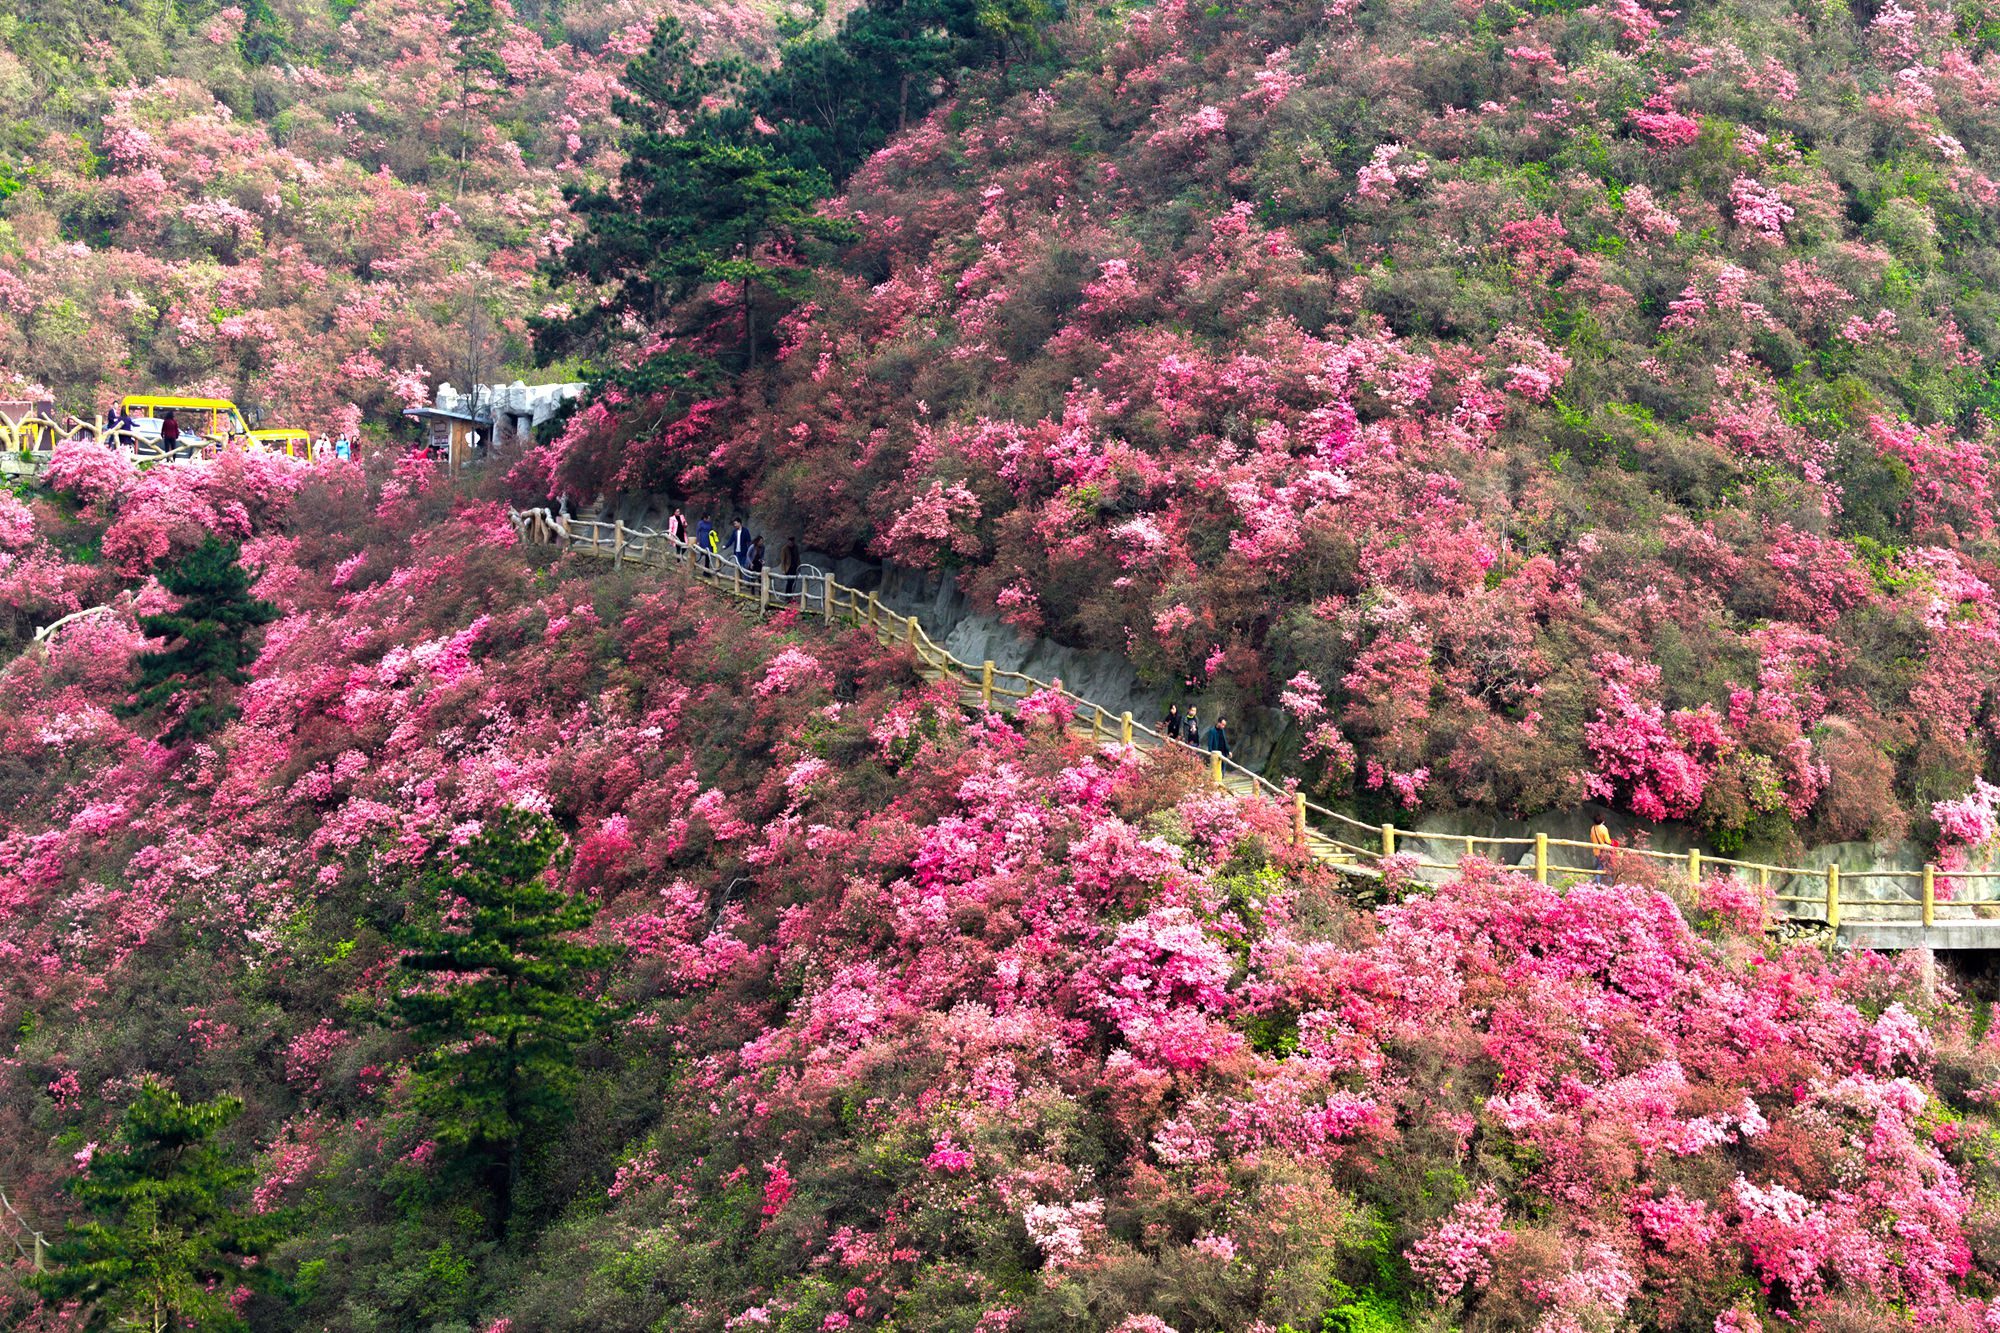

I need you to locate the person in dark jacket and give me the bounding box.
[160,408,180,447]
[748,535,765,573]
[1203,717,1232,758]
[778,537,802,600]
[730,520,752,568]
[1162,703,1181,743]
[694,517,715,569]
[1183,706,1200,746]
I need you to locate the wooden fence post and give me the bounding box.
[1293,792,1307,847]
[1382,823,1397,858]
[1210,750,1224,786]
[1923,864,1936,928]
[1120,711,1133,744]
[906,615,918,645]
[613,519,625,568]
[1826,864,1841,931]
[981,660,994,709]
[1092,706,1103,740]
[823,577,835,624]
[867,591,880,626]
[759,569,770,613]
[1534,832,1548,885]
[1688,848,1701,883]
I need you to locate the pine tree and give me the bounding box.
[28,1080,276,1333]
[536,17,853,381]
[447,0,508,198]
[381,808,623,1222]
[238,0,290,65]
[748,0,1055,182]
[123,536,278,743]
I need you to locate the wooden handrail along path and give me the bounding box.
[0,1182,46,1271]
[1,416,215,479]
[508,506,2000,946]
[3,448,1969,945]
[513,509,2000,948]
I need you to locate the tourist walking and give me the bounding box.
[748,535,765,574]
[666,509,687,547]
[1203,717,1232,758]
[334,436,351,461]
[1183,706,1200,747]
[160,408,180,448]
[728,520,752,589]
[1590,816,1616,883]
[695,517,715,570]
[779,536,801,601]
[1162,703,1181,743]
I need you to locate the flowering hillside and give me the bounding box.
[535,0,2000,855]
[0,0,787,427]
[2,452,2000,1331]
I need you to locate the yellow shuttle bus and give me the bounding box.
[112,394,322,458]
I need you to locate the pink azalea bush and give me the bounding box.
[526,0,2000,858]
[0,0,794,427]
[4,458,2000,1332]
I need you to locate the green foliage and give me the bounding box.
[28,1079,277,1332]
[539,16,854,380]
[747,0,1058,181]
[122,535,278,742]
[378,808,624,1223]
[236,0,287,64]
[449,0,507,81]
[1244,1007,1301,1057]
[1318,1286,1408,1333]
[543,0,1057,382]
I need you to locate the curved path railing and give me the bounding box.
[0,1182,45,1270]
[529,507,2000,936]
[1,416,223,476]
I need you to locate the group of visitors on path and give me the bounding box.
[664,509,802,593]
[1159,703,1232,759]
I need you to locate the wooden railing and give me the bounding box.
[512,506,1995,931]
[1,415,229,471]
[0,1182,45,1270]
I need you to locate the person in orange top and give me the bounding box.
[1590,816,1616,882]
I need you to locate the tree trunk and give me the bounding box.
[499,1028,521,1229]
